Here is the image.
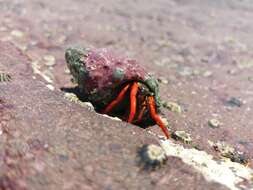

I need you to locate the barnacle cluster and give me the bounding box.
[137,144,167,170]
[212,141,249,165]
[172,130,192,144]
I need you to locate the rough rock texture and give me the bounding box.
[0,0,253,189]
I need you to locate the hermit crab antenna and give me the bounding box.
[102,84,130,114]
[148,96,170,139]
[128,82,139,123]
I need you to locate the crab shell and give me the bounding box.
[65,46,161,126]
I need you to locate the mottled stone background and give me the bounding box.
[0,0,253,189]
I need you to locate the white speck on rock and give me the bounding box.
[46,84,54,91]
[101,114,122,121]
[11,30,24,38]
[43,55,56,66]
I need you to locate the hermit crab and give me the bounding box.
[65,46,170,139]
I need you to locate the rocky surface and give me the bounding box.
[0,0,253,189]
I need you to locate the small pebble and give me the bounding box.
[64,68,71,74]
[46,84,54,91]
[43,55,56,66]
[248,77,253,82]
[56,35,67,44]
[157,77,169,84]
[237,60,253,69]
[226,97,242,107]
[227,69,238,75]
[208,119,220,128]
[202,70,212,77]
[201,56,209,63]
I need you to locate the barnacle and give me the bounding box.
[137,144,167,170]
[208,119,220,128]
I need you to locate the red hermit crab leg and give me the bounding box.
[148,96,170,139]
[128,82,139,123]
[102,84,130,114]
[136,105,146,123]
